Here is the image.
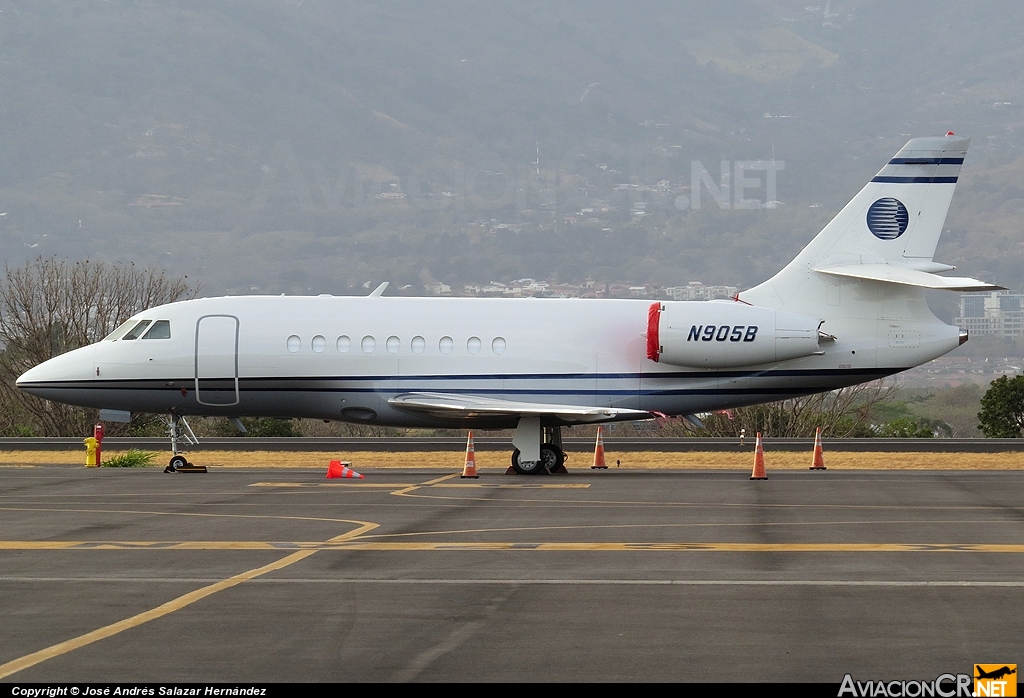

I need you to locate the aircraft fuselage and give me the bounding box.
[17,294,957,429]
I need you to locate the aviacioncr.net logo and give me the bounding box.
[975,665,1017,697]
[838,673,973,697]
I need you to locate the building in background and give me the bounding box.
[664,282,738,302]
[955,290,1024,337]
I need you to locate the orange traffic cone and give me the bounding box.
[591,426,608,469]
[327,460,364,479]
[461,431,479,478]
[809,427,826,470]
[750,432,767,480]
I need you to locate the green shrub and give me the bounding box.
[878,418,936,438]
[101,449,157,467]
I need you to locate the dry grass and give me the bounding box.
[3,449,1024,470]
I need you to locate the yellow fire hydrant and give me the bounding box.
[84,436,99,467]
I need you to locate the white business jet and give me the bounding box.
[17,135,1001,473]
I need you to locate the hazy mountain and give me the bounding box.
[0,0,1022,314]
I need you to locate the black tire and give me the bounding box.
[540,443,565,471]
[510,449,545,475]
[168,455,188,472]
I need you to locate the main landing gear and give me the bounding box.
[163,413,204,473]
[510,421,567,475]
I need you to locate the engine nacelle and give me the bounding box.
[646,301,822,368]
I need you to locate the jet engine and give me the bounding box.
[646,301,823,368]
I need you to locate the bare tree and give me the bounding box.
[621,381,897,439]
[0,257,196,436]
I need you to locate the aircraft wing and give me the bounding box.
[388,392,651,423]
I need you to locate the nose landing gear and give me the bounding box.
[163,413,205,473]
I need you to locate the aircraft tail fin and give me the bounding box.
[742,134,998,316]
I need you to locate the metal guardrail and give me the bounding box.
[1,437,1023,452]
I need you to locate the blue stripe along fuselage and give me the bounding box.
[870,176,958,184]
[19,366,903,426]
[887,157,964,165]
[20,366,898,388]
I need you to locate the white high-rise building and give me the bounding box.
[955,291,1024,337]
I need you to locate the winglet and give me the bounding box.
[368,282,389,297]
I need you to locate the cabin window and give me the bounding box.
[386,336,400,354]
[467,336,481,354]
[141,320,171,340]
[411,336,425,354]
[492,337,506,355]
[287,335,300,352]
[311,335,326,353]
[121,320,152,341]
[361,335,376,353]
[439,336,454,354]
[337,335,351,352]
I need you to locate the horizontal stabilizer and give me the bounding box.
[389,392,650,423]
[813,264,1003,292]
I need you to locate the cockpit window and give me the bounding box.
[104,319,138,341]
[121,320,152,341]
[141,320,171,340]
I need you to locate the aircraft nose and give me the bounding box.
[16,345,96,397]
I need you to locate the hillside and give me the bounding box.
[0,0,1022,312]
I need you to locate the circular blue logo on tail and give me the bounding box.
[866,197,909,240]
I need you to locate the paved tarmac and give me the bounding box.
[1,465,1023,682]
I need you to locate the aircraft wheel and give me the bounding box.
[540,443,565,471]
[510,449,545,475]
[166,455,188,473]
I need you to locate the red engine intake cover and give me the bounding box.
[646,302,661,362]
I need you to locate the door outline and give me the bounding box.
[194,314,239,406]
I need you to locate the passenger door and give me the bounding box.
[195,315,239,406]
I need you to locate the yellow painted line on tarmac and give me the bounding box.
[420,473,461,486]
[0,505,377,528]
[0,549,318,680]
[325,542,1024,553]
[394,473,589,494]
[325,520,380,543]
[0,518,379,680]
[247,476,585,490]
[0,541,312,550]
[249,482,416,488]
[0,540,87,550]
[3,540,1024,553]
[391,472,459,496]
[431,483,591,489]
[165,542,308,550]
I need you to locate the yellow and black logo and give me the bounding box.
[974,665,1017,697]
